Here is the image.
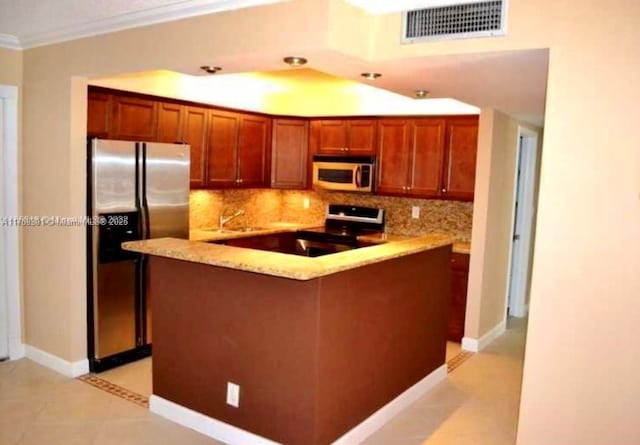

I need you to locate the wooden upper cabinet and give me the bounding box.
[111,95,158,141]
[237,114,270,188]
[206,110,239,188]
[409,118,446,197]
[313,119,377,155]
[271,119,309,189]
[444,116,479,200]
[314,120,348,154]
[157,102,184,143]
[87,91,112,138]
[182,106,209,188]
[376,116,477,201]
[347,119,377,155]
[376,119,411,195]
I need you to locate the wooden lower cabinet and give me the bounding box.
[448,252,470,342]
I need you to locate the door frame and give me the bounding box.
[505,126,539,318]
[0,84,23,360]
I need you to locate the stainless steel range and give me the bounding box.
[295,205,385,257]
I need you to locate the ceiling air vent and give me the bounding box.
[402,0,507,43]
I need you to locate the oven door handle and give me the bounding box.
[355,165,361,188]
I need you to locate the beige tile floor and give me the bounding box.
[0,359,224,445]
[362,316,527,445]
[0,318,525,444]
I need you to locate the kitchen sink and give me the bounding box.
[206,228,238,234]
[205,227,270,234]
[234,227,270,232]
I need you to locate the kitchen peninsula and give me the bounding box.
[123,230,453,445]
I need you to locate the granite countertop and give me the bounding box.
[123,232,457,281]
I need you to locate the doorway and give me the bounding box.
[0,85,21,360]
[507,127,539,317]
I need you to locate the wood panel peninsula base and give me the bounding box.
[126,239,452,445]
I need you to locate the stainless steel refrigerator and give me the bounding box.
[87,138,189,372]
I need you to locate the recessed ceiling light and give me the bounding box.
[414,89,429,98]
[283,56,308,67]
[200,65,222,74]
[361,72,382,80]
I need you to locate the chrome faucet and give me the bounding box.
[219,209,245,228]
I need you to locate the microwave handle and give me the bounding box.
[355,166,361,188]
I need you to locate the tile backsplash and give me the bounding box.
[190,189,473,241]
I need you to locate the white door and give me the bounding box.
[0,99,8,359]
[507,129,539,318]
[0,85,19,360]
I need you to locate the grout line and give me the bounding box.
[447,350,474,373]
[77,374,149,408]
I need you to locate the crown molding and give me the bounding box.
[6,0,286,50]
[344,0,480,15]
[0,33,21,50]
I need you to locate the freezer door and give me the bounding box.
[143,143,190,239]
[95,260,138,358]
[91,139,137,214]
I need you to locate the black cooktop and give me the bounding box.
[296,204,385,246]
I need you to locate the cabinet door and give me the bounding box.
[444,116,479,201]
[157,102,184,143]
[111,95,158,141]
[314,120,348,154]
[207,110,239,188]
[448,253,470,342]
[87,91,112,138]
[376,119,411,195]
[347,119,377,155]
[237,114,270,188]
[271,119,309,189]
[182,106,208,188]
[409,118,446,198]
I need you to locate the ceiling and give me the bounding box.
[0,0,549,125]
[0,0,490,49]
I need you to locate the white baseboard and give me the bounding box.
[150,364,448,445]
[9,338,25,360]
[150,396,282,445]
[332,364,447,444]
[25,345,89,378]
[461,319,507,353]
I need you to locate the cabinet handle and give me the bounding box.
[239,178,244,184]
[442,188,446,193]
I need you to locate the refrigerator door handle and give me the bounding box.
[135,142,144,239]
[140,143,151,240]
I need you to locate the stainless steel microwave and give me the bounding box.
[312,155,375,192]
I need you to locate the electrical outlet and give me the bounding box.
[226,382,240,407]
[411,206,420,219]
[303,197,310,209]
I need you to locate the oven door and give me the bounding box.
[295,239,355,257]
